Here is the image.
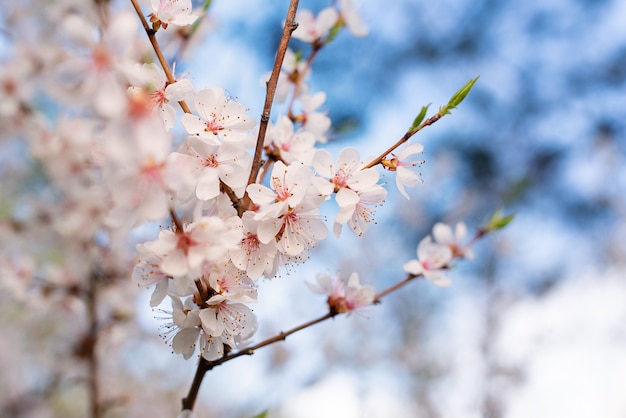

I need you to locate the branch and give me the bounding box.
[181,311,333,411]
[362,113,442,170]
[239,0,300,214]
[129,0,191,114]
[180,272,423,412]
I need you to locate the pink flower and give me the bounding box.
[257,199,328,257]
[265,116,316,165]
[125,63,194,131]
[307,272,375,314]
[403,236,453,287]
[383,142,424,199]
[229,212,278,280]
[338,0,369,37]
[148,0,198,30]
[168,136,251,201]
[181,88,255,145]
[313,148,386,236]
[433,222,474,259]
[292,8,339,43]
[247,161,316,221]
[142,216,242,279]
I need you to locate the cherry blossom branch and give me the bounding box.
[130,0,191,114]
[179,270,422,412]
[362,113,442,170]
[180,219,510,413]
[363,76,479,170]
[181,311,334,411]
[240,0,300,213]
[85,271,101,418]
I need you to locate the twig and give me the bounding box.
[362,113,443,170]
[129,0,191,114]
[239,0,300,214]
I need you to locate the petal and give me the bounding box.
[403,259,424,275]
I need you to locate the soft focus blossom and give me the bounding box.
[403,236,454,287]
[265,116,317,165]
[338,0,369,37]
[148,0,198,30]
[292,8,339,43]
[383,142,425,199]
[433,222,475,259]
[307,272,375,314]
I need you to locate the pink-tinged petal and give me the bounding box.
[424,271,452,287]
[336,188,359,206]
[246,184,277,205]
[165,79,193,101]
[336,147,361,169]
[160,104,176,131]
[257,218,282,244]
[181,113,206,135]
[199,308,224,335]
[196,171,221,200]
[455,222,468,241]
[403,259,424,275]
[150,279,169,307]
[347,168,379,191]
[397,142,424,159]
[312,149,335,178]
[311,176,334,196]
[433,223,454,244]
[417,236,453,269]
[171,14,198,26]
[317,7,340,33]
[161,249,188,277]
[195,88,224,120]
[172,327,200,359]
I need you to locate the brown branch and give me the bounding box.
[130,0,191,114]
[239,0,300,214]
[181,311,333,411]
[85,272,101,418]
[362,113,443,170]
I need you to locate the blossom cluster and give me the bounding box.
[0,0,470,369]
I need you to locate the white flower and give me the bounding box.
[433,222,474,259]
[292,8,339,43]
[125,62,194,131]
[383,142,424,199]
[257,198,327,257]
[148,0,198,30]
[168,136,251,201]
[142,216,242,279]
[403,236,453,287]
[247,160,315,221]
[300,92,331,143]
[313,148,386,236]
[181,88,255,145]
[229,212,278,280]
[338,0,369,37]
[265,116,316,165]
[307,272,375,314]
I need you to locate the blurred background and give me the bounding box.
[1,0,626,417]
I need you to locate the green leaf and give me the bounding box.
[485,209,515,231]
[409,104,430,133]
[325,22,342,44]
[439,75,479,115]
[250,411,268,418]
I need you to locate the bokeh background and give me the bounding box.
[1,0,626,417]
